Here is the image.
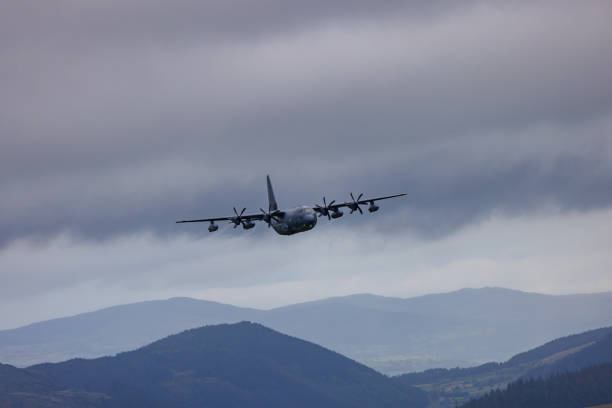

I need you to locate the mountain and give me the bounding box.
[394,326,612,407]
[460,363,612,408]
[1,288,612,374]
[4,322,428,408]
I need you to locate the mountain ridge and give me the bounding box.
[2,287,611,374]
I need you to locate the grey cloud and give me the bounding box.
[1,1,467,49]
[2,1,612,245]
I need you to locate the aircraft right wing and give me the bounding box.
[313,192,406,216]
[352,193,407,205]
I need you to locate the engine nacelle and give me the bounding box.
[368,203,379,212]
[208,222,219,232]
[243,221,255,230]
[331,210,343,219]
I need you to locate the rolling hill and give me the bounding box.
[0,362,110,407]
[1,288,611,374]
[3,322,428,408]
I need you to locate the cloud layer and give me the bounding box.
[1,1,612,328]
[1,207,611,330]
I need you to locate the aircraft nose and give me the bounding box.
[302,213,316,229]
[307,213,317,226]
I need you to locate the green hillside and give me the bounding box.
[524,329,612,378]
[394,326,612,408]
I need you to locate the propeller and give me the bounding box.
[260,208,281,228]
[314,196,336,220]
[349,192,364,214]
[231,207,246,228]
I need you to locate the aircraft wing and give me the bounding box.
[176,213,264,224]
[330,193,407,209]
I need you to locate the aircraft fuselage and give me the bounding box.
[271,206,317,235]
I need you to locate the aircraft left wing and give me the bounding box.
[176,216,236,223]
[176,208,264,224]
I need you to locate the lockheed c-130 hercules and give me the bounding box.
[176,175,406,236]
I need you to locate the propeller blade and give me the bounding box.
[233,207,238,216]
[241,208,246,216]
[316,196,337,220]
[358,206,363,215]
[260,207,279,227]
[350,192,355,202]
[357,193,363,201]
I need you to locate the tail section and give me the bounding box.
[267,175,278,212]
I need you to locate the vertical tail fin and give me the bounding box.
[267,175,278,212]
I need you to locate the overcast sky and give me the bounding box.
[1,1,612,329]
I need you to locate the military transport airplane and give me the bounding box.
[176,175,406,236]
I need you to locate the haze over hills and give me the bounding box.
[5,322,427,408]
[264,288,612,372]
[1,288,611,374]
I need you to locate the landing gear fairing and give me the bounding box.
[176,175,406,236]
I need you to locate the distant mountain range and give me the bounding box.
[1,287,611,374]
[395,326,612,407]
[1,322,428,408]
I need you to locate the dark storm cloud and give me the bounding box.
[2,1,612,245]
